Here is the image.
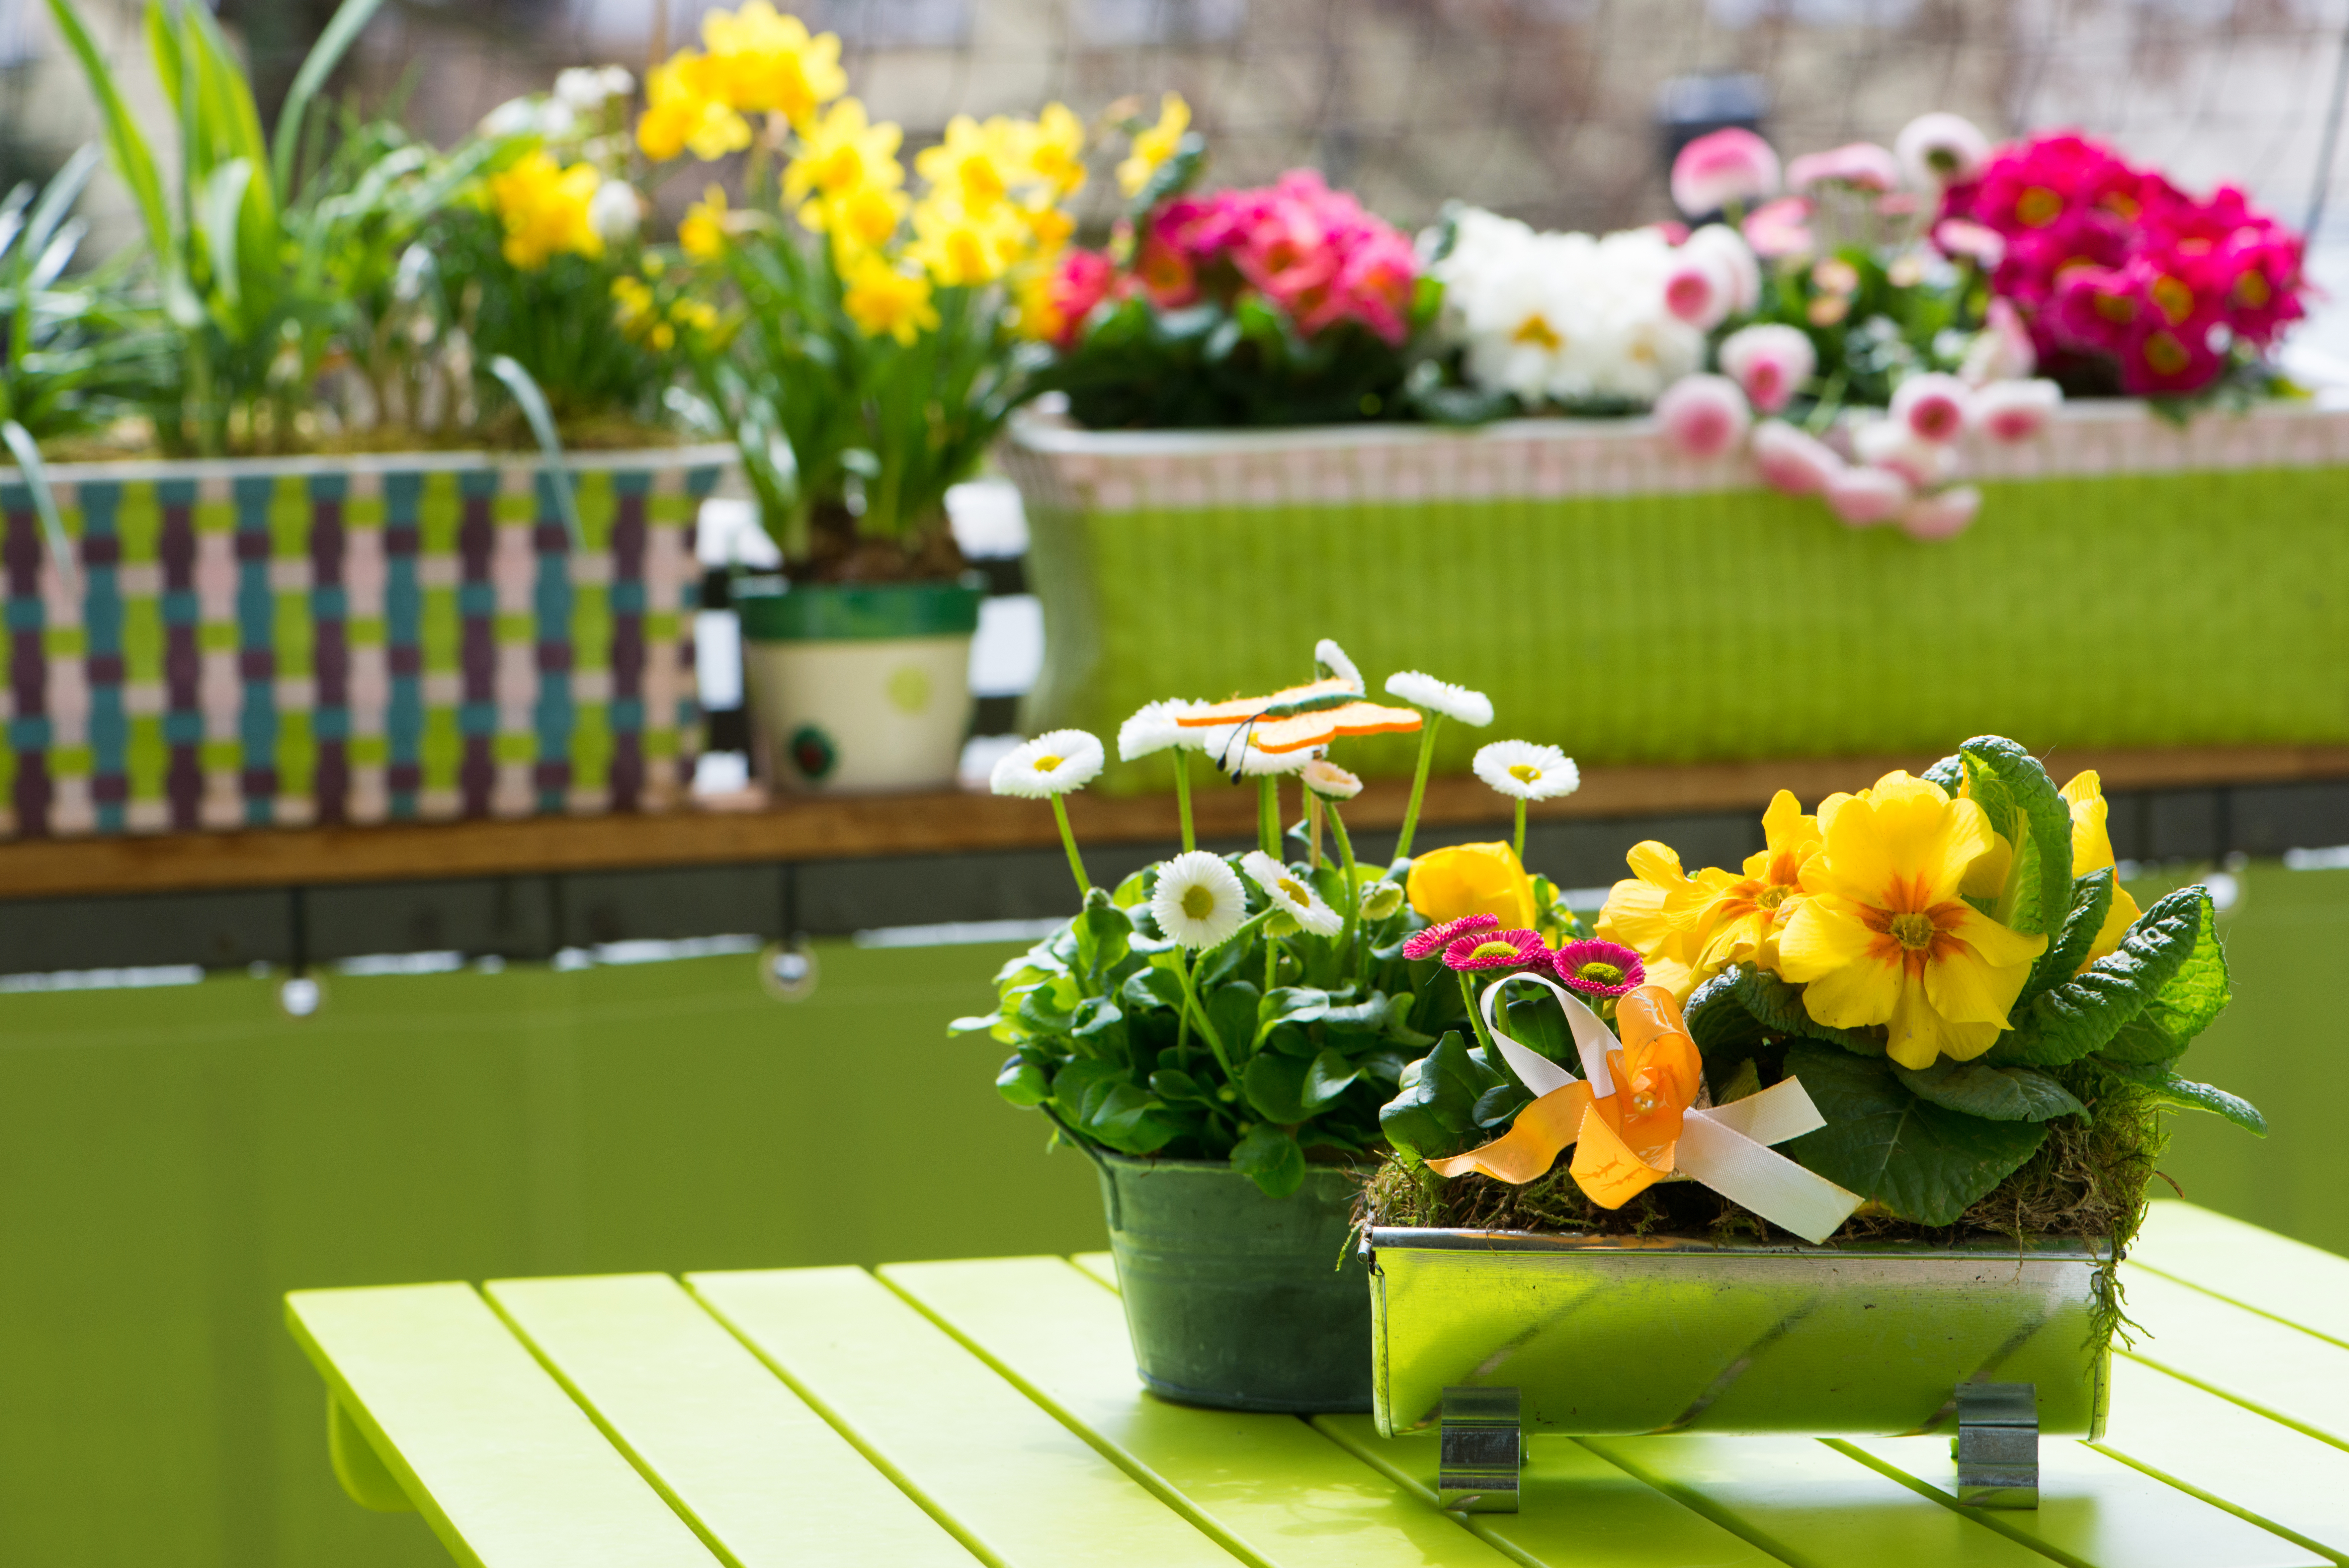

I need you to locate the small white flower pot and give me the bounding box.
[735,576,986,793]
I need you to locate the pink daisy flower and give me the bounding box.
[1554,939,1646,999]
[1401,912,1499,962]
[1443,928,1551,973]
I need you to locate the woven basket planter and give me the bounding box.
[0,445,731,839]
[1001,401,2349,791]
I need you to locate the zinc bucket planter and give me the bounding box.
[733,574,987,793]
[0,444,732,838]
[1096,1154,1374,1413]
[1001,400,2349,790]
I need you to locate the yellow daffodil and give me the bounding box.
[637,51,750,163]
[1596,841,1736,1001]
[1692,790,1823,977]
[611,275,657,335]
[800,181,912,266]
[1407,841,1538,932]
[915,115,1023,213]
[841,252,938,344]
[2061,770,2142,966]
[908,193,1027,286]
[1028,101,1087,195]
[1777,771,2047,1069]
[1117,91,1190,197]
[489,151,604,269]
[1018,189,1075,257]
[679,186,731,260]
[1015,268,1064,342]
[699,2,844,127]
[783,98,904,207]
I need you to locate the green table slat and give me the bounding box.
[2135,1202,2349,1348]
[687,1265,1237,1568]
[1070,1252,1119,1292]
[880,1255,1521,1568]
[1313,1419,1778,1568]
[1579,1434,2053,1568]
[485,1273,973,1568]
[2096,1355,2349,1564]
[2121,1264,2349,1447]
[1838,1434,2323,1568]
[284,1283,720,1568]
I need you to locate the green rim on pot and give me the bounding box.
[735,572,988,641]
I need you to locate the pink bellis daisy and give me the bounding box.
[1401,912,1499,961]
[1554,939,1646,1000]
[1444,927,1552,973]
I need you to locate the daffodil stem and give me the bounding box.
[1171,945,1234,1081]
[1258,775,1280,859]
[1513,799,1527,863]
[1330,803,1361,971]
[1394,714,1443,863]
[1172,754,1195,853]
[1050,795,1089,902]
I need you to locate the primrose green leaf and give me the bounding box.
[2022,869,2113,1005]
[1958,737,2075,939]
[1685,970,1767,1068]
[1892,1058,2086,1123]
[1230,1122,1307,1198]
[1242,1051,1311,1124]
[1378,1030,1504,1162]
[1921,755,1964,797]
[995,1053,1049,1107]
[2102,1061,2266,1135]
[1992,885,2203,1066]
[1782,1044,2047,1225]
[2097,887,2229,1066]
[1301,1047,1361,1114]
[1715,964,1884,1057]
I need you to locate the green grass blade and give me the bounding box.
[20,145,98,264]
[487,354,583,551]
[270,0,388,200]
[2,419,77,596]
[44,0,173,252]
[196,159,251,314]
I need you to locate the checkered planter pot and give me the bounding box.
[1002,400,2349,792]
[0,445,731,838]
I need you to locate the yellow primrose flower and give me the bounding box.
[2061,770,2143,966]
[638,51,750,163]
[915,115,1022,213]
[1596,841,1736,1002]
[679,187,731,260]
[1028,101,1087,195]
[1117,91,1190,197]
[1692,790,1823,978]
[908,193,1026,286]
[783,98,904,207]
[1777,771,2048,1069]
[841,252,938,344]
[699,2,845,126]
[1407,841,1538,932]
[489,151,604,270]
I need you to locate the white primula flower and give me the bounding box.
[1385,671,1494,727]
[480,97,545,138]
[1302,758,1362,800]
[554,67,616,111]
[1474,740,1580,802]
[989,729,1105,798]
[1118,699,1205,761]
[1241,851,1344,938]
[587,180,641,244]
[1314,638,1363,691]
[1152,851,1248,949]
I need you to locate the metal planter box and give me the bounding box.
[1365,1227,2111,1442]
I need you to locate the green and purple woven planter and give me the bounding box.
[1001,400,2349,791]
[0,445,731,838]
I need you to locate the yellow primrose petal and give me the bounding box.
[1959,831,2013,900]
[2086,883,2142,968]
[1408,841,1537,931]
[1888,984,2001,1068]
[2061,770,2119,874]
[1117,90,1190,196]
[1782,903,1902,1029]
[1920,925,2039,1026]
[1942,900,2048,971]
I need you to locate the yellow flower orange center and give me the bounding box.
[1181,885,1215,919]
[1755,884,1791,910]
[1888,911,1938,950]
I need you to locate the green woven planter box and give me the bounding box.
[0,445,731,838]
[1002,403,2349,791]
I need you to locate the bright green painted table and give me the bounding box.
[288,1201,2349,1568]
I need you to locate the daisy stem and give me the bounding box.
[1172,754,1195,854]
[1263,933,1280,994]
[1306,790,1324,870]
[1171,944,1234,1081]
[1394,714,1443,863]
[1456,968,1525,1095]
[1050,795,1090,902]
[1513,798,1527,863]
[1257,774,1280,859]
[1329,803,1361,968]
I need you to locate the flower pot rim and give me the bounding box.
[0,441,739,487]
[735,571,988,642]
[1366,1223,2112,1260]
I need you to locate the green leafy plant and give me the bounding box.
[0,146,167,442]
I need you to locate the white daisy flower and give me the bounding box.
[989,729,1105,798]
[1302,758,1362,800]
[1314,639,1364,692]
[1241,851,1344,938]
[1196,722,1309,776]
[1474,741,1580,802]
[1117,699,1205,761]
[1152,851,1248,949]
[1385,670,1495,727]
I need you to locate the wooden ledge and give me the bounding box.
[1,745,2344,902]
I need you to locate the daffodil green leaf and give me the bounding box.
[2102,1061,2266,1135]
[2022,868,2114,1004]
[1892,1058,2087,1123]
[995,1052,1050,1107]
[1378,1030,1504,1162]
[1230,1122,1307,1197]
[1242,1050,1312,1124]
[1991,886,2204,1066]
[1958,736,2074,939]
[1302,1047,1362,1114]
[2095,887,2230,1067]
[1782,1044,2048,1226]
